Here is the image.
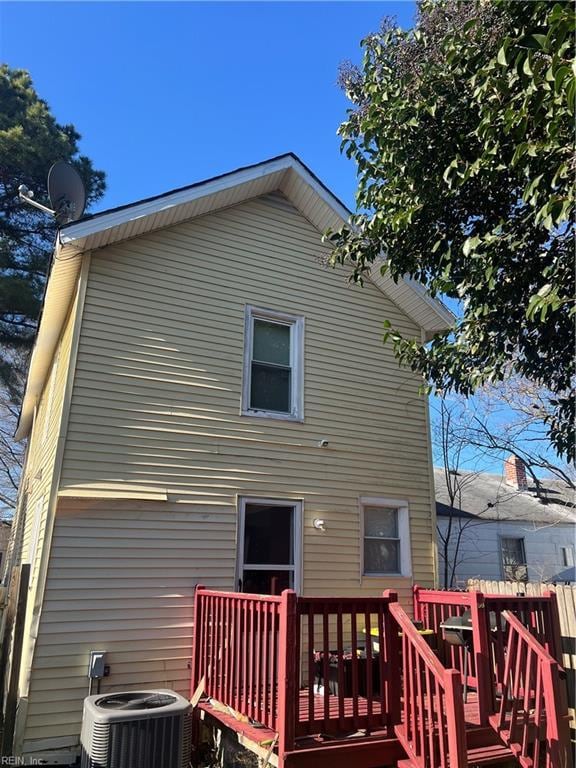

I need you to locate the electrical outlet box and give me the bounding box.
[88,650,107,679]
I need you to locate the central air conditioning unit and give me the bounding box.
[80,689,191,768]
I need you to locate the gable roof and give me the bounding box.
[16,153,453,440]
[434,467,576,526]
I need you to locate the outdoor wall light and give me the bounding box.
[313,518,327,531]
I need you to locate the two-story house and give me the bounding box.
[3,154,452,762]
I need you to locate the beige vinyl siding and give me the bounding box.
[6,295,78,752]
[17,297,76,584]
[22,193,436,749]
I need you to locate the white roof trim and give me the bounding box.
[16,154,452,440]
[59,154,350,249]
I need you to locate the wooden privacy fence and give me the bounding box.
[468,579,576,735]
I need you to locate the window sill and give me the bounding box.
[362,572,412,579]
[241,408,304,423]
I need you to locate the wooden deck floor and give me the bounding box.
[197,689,489,768]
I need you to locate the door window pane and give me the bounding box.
[242,569,292,595]
[244,504,294,565]
[253,320,290,365]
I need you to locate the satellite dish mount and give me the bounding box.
[18,161,86,226]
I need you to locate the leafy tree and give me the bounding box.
[0,65,105,400]
[330,1,575,461]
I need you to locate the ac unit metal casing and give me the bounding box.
[80,689,191,768]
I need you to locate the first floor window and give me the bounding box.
[500,537,527,581]
[242,306,304,420]
[361,499,411,577]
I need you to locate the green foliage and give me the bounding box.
[0,65,105,401]
[330,1,575,461]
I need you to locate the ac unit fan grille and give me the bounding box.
[81,713,191,768]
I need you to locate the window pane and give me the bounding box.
[562,546,575,567]
[364,507,398,538]
[250,363,291,412]
[253,320,290,365]
[501,538,525,564]
[501,538,527,581]
[244,504,294,565]
[364,539,400,573]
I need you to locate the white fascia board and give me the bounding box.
[59,155,345,246]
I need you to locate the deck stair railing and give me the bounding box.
[413,586,563,726]
[490,611,572,768]
[389,601,469,768]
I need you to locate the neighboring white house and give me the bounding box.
[436,457,576,588]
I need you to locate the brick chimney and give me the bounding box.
[504,455,528,491]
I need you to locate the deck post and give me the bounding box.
[543,590,563,664]
[382,590,401,732]
[546,657,573,768]
[444,669,468,768]
[469,590,493,724]
[412,583,421,622]
[277,589,297,760]
[190,584,205,699]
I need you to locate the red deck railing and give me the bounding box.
[491,611,572,768]
[295,591,400,739]
[390,602,468,768]
[191,586,571,768]
[190,585,284,733]
[191,586,401,752]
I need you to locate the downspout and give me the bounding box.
[13,252,91,755]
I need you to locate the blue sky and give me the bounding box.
[1,2,415,212]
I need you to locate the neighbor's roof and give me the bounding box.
[16,153,454,440]
[434,467,576,526]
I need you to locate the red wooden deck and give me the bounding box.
[190,586,573,768]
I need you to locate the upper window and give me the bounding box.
[242,306,304,420]
[500,537,528,581]
[361,498,412,577]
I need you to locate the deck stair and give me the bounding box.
[397,743,515,768]
[390,602,517,768]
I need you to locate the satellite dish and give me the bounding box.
[47,161,86,225]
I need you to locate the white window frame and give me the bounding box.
[559,544,575,568]
[236,497,302,594]
[499,536,528,581]
[360,497,412,578]
[242,305,304,421]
